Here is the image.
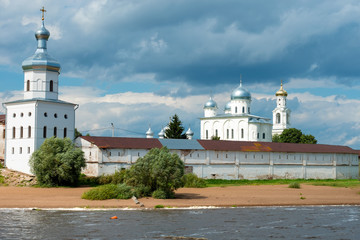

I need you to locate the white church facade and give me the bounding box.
[3,11,76,174]
[200,80,290,142]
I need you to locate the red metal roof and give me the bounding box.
[197,140,358,154]
[80,136,358,154]
[80,136,162,149]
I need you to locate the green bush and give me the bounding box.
[98,169,129,185]
[154,205,165,209]
[0,161,4,169]
[82,183,134,200]
[133,185,152,198]
[182,173,207,188]
[30,137,86,186]
[126,147,184,199]
[289,182,301,189]
[152,189,167,199]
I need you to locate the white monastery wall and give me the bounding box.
[76,137,359,179]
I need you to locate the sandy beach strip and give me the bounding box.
[0,185,359,209]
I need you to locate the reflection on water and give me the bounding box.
[0,206,359,240]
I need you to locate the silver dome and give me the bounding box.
[224,101,231,111]
[231,83,251,100]
[22,20,60,73]
[204,97,218,109]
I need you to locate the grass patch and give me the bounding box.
[288,182,301,189]
[300,196,306,200]
[205,179,360,188]
[154,205,164,209]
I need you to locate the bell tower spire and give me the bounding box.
[272,80,291,136]
[22,7,60,100]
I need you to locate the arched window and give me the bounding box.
[241,128,244,138]
[235,107,237,113]
[12,127,16,138]
[276,113,281,124]
[64,128,67,138]
[54,127,57,137]
[28,126,31,138]
[43,126,47,138]
[215,129,218,137]
[50,80,54,92]
[242,107,245,113]
[257,132,260,139]
[20,126,23,138]
[231,129,234,139]
[227,129,229,139]
[26,80,30,91]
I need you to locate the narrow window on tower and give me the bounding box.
[50,80,54,92]
[206,130,208,139]
[20,126,23,138]
[64,128,67,138]
[235,107,238,113]
[248,107,250,114]
[215,129,218,137]
[26,80,30,91]
[43,126,47,138]
[263,133,265,139]
[241,128,244,138]
[227,129,229,139]
[231,129,234,139]
[12,127,16,138]
[28,147,30,154]
[54,127,57,137]
[28,126,31,138]
[19,147,22,154]
[276,113,281,124]
[242,107,245,113]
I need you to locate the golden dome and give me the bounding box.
[276,81,288,96]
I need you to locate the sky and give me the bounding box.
[1,0,360,148]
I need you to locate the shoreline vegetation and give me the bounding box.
[1,167,360,209]
[0,184,359,209]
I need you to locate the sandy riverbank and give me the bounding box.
[0,184,359,209]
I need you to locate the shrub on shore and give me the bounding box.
[125,147,184,199]
[289,182,301,189]
[82,183,134,200]
[30,137,85,187]
[98,169,129,185]
[182,173,207,188]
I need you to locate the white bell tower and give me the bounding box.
[272,81,291,136]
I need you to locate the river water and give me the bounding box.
[0,206,359,240]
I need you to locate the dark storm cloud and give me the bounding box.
[3,0,360,91]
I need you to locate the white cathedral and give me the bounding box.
[200,81,290,141]
[3,11,77,174]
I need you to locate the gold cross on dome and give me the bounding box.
[40,6,46,21]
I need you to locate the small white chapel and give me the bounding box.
[3,8,77,174]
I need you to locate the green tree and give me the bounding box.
[279,128,303,143]
[75,128,82,138]
[211,136,220,140]
[273,128,317,144]
[164,114,186,139]
[300,134,317,144]
[30,137,86,186]
[126,147,185,198]
[272,134,281,143]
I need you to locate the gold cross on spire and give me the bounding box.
[40,6,46,21]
